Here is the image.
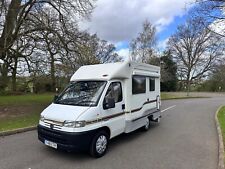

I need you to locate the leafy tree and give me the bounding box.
[198,59,225,92]
[160,51,177,91]
[148,51,177,91]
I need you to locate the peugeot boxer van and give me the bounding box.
[38,61,161,157]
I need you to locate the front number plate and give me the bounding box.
[44,140,57,149]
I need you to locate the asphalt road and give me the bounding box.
[0,94,225,169]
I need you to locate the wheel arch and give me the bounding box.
[98,126,111,138]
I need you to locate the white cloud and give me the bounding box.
[80,0,194,43]
[157,38,169,51]
[210,19,225,35]
[116,48,130,60]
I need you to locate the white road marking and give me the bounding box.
[161,105,176,112]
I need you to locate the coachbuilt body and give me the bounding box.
[38,61,161,157]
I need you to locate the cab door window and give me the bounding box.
[105,82,122,103]
[149,78,155,91]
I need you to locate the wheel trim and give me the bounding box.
[96,135,107,154]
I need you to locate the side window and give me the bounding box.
[132,75,146,94]
[105,82,122,103]
[149,78,155,91]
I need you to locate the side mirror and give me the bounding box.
[103,98,115,109]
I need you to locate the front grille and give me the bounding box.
[43,119,63,130]
[44,119,63,126]
[39,127,67,144]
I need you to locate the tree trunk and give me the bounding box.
[12,57,18,92]
[0,0,21,93]
[186,80,191,96]
[0,62,9,92]
[50,54,56,92]
[0,0,21,60]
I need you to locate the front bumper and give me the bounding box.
[38,125,97,151]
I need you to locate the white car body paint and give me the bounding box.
[41,103,90,122]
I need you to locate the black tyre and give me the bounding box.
[89,130,109,158]
[156,117,161,123]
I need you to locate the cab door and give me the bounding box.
[101,81,125,138]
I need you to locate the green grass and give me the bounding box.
[0,113,40,132]
[217,106,225,145]
[0,94,54,132]
[0,93,54,106]
[217,106,225,164]
[161,92,208,100]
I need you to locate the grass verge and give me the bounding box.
[0,113,40,132]
[217,106,225,168]
[0,94,53,132]
[0,94,53,106]
[217,106,225,159]
[161,92,208,100]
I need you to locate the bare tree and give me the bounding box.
[0,0,122,93]
[60,32,121,76]
[130,20,157,63]
[195,0,225,37]
[11,36,36,91]
[31,10,67,92]
[168,18,224,95]
[0,0,94,91]
[77,33,121,65]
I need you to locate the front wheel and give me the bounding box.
[89,131,109,158]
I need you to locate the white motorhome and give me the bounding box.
[38,61,161,157]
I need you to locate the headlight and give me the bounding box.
[40,115,45,122]
[63,120,86,128]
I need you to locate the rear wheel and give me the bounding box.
[142,118,150,131]
[89,130,109,158]
[156,117,161,123]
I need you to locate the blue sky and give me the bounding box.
[158,15,187,42]
[80,0,194,58]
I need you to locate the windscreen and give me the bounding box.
[55,81,106,107]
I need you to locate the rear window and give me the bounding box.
[132,75,146,94]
